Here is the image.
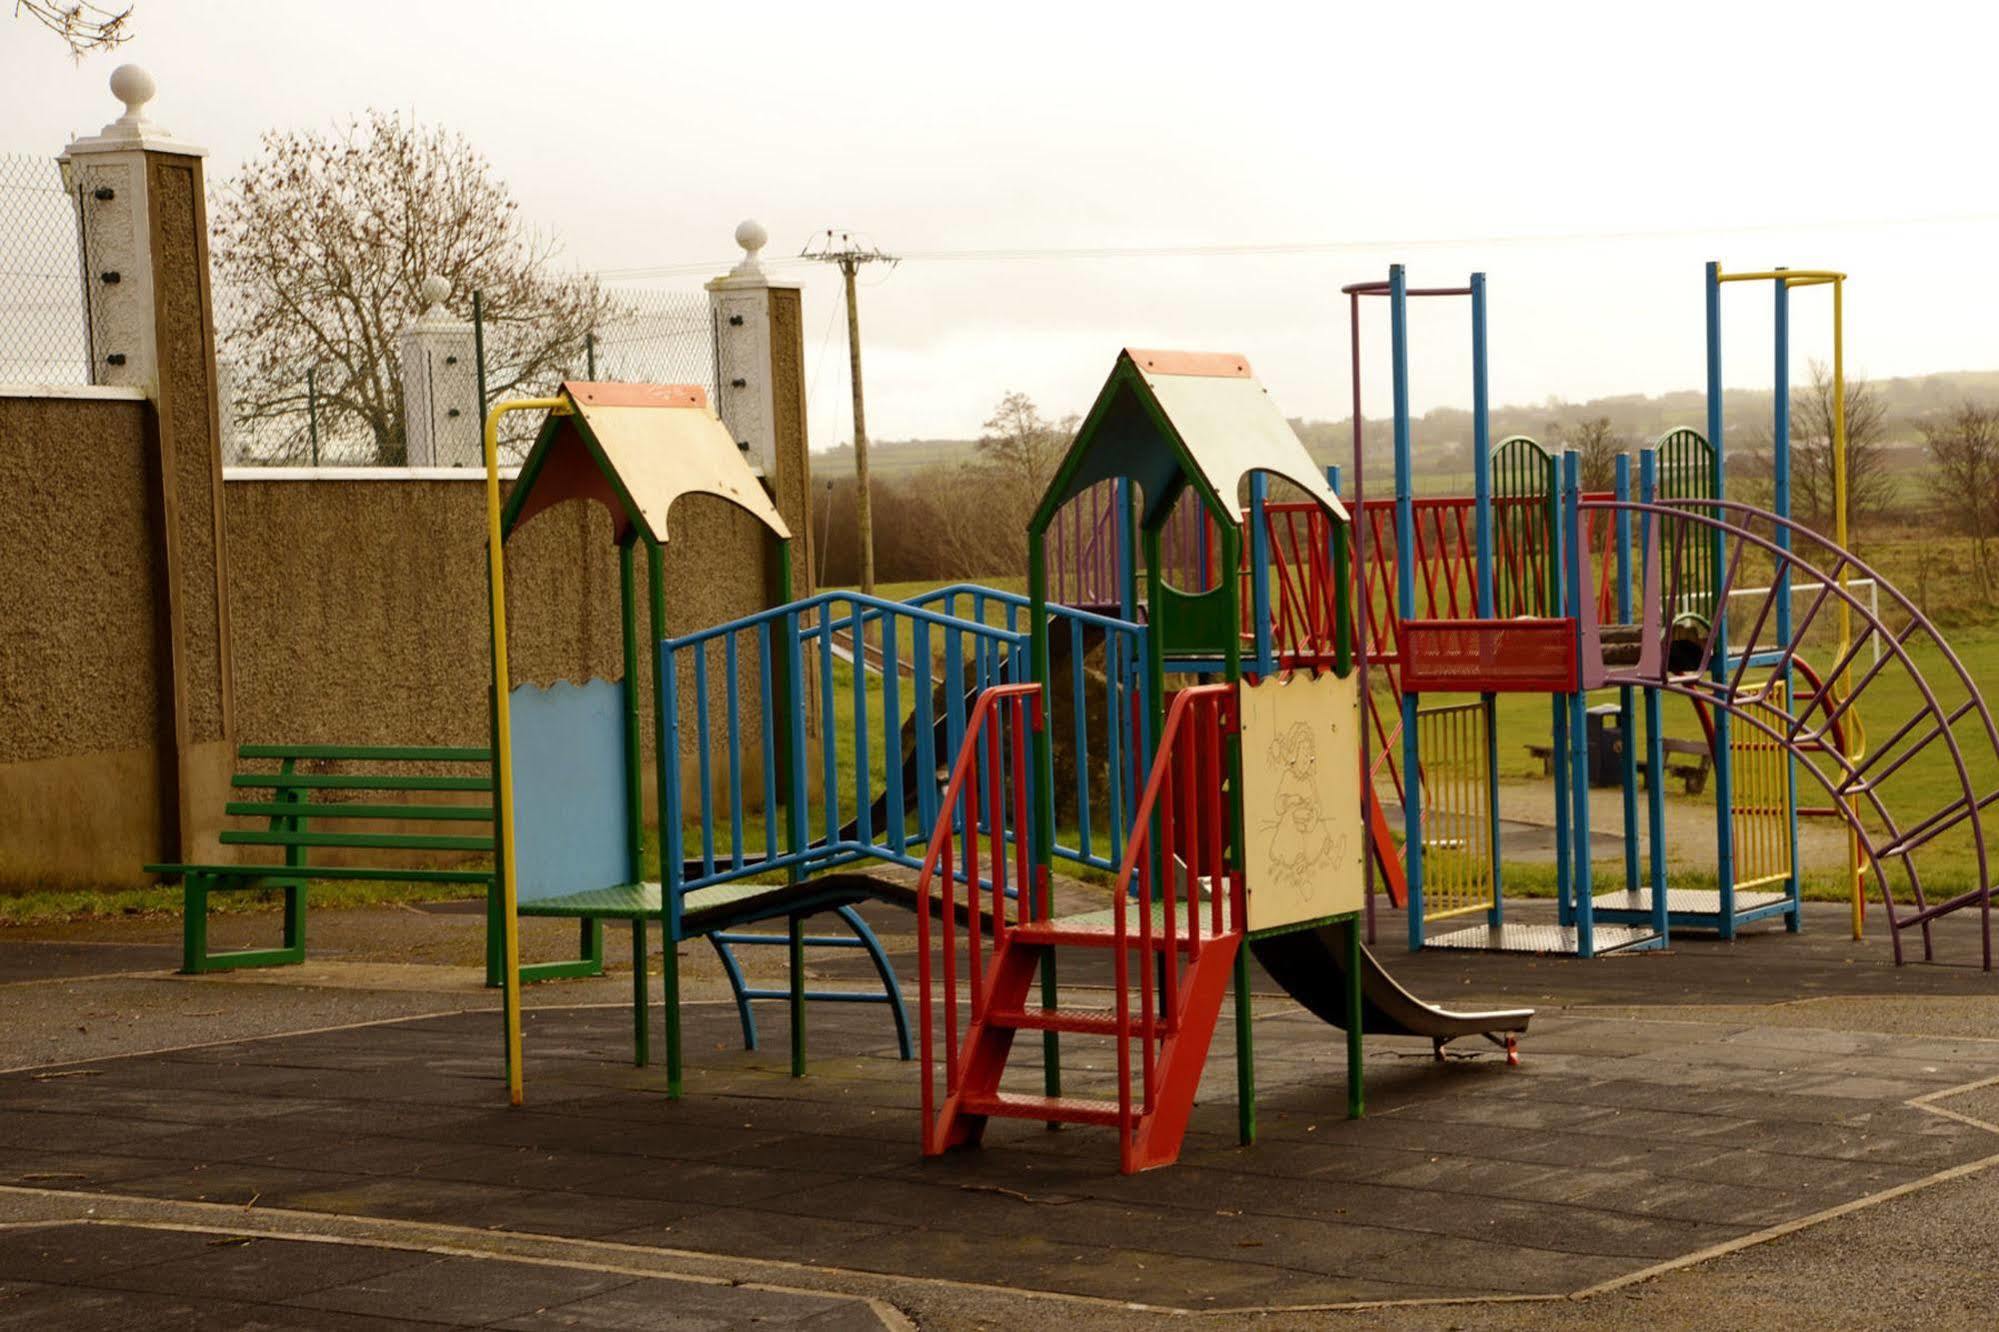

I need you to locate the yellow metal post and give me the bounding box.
[483,396,568,1106]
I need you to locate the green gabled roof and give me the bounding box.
[1031,348,1348,534]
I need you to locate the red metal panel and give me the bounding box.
[1399,618,1578,694]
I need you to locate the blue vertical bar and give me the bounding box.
[1390,265,1424,951]
[785,605,809,880]
[1615,455,1638,897]
[1472,272,1503,924]
[818,604,837,850]
[725,632,743,869]
[1706,260,1737,936]
[915,618,936,839]
[1563,451,1595,957]
[1070,616,1090,861]
[758,621,778,866]
[851,600,871,848]
[1471,273,1494,620]
[1641,449,1669,942]
[883,612,903,855]
[1772,274,1802,932]
[1105,627,1123,864]
[660,646,684,894]
[1249,472,1273,674]
[694,644,714,878]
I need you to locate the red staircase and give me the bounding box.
[916,683,1242,1174]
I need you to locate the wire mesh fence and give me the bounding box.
[1,148,719,465]
[215,279,717,466]
[0,153,90,385]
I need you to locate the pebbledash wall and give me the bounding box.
[0,72,814,892]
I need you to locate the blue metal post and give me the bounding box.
[1250,471,1273,675]
[1472,272,1503,927]
[1640,449,1669,942]
[1563,451,1594,957]
[1391,266,1424,951]
[1615,454,1638,900]
[1707,261,1737,936]
[1772,275,1803,932]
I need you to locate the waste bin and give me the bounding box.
[1586,703,1624,788]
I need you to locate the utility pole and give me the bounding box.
[802,229,896,596]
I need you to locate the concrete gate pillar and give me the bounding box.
[399,276,480,467]
[708,221,814,600]
[60,65,234,862]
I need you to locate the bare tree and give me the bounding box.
[210,112,613,464]
[1923,401,1999,595]
[1755,361,1897,534]
[934,391,1075,577]
[1550,415,1626,492]
[14,0,130,55]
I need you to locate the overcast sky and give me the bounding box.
[6,1,1994,449]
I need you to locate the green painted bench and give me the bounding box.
[143,742,602,982]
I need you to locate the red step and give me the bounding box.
[958,1089,1122,1128]
[988,1005,1121,1036]
[1008,920,1200,951]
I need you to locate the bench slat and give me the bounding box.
[219,830,493,853]
[146,862,490,884]
[238,743,490,763]
[232,773,492,793]
[224,801,493,822]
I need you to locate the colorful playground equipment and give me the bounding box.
[464,259,1998,1172]
[1044,265,1999,976]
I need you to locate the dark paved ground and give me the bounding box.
[0,897,1996,1327]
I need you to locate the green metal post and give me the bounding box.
[1345,916,1364,1118]
[620,541,649,1067]
[586,330,597,381]
[647,542,683,1096]
[1027,532,1061,1111]
[306,367,319,467]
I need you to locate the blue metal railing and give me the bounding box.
[659,586,1148,909]
[903,585,1151,869]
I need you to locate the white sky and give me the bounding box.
[6,1,1996,449]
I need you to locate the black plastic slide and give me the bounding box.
[1251,917,1533,1049]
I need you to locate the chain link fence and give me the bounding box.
[0,154,90,385]
[2,148,719,464]
[216,280,717,466]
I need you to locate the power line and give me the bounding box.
[800,229,898,599]
[589,209,1999,281]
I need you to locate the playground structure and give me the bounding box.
[1051,264,1999,970]
[347,256,1995,1173]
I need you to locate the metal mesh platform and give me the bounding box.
[1590,888,1790,917]
[1424,922,1662,956]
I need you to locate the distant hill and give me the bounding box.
[813,370,1999,480]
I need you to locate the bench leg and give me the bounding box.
[182,875,307,974]
[631,917,649,1069]
[707,935,759,1051]
[835,904,912,1061]
[181,874,211,975]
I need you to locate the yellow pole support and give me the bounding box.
[483,395,568,1106]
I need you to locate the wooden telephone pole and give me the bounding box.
[802,230,896,596]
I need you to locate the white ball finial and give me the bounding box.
[732,219,768,276]
[108,65,155,125]
[419,275,452,309]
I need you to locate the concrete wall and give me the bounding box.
[225,473,771,750]
[0,391,176,888]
